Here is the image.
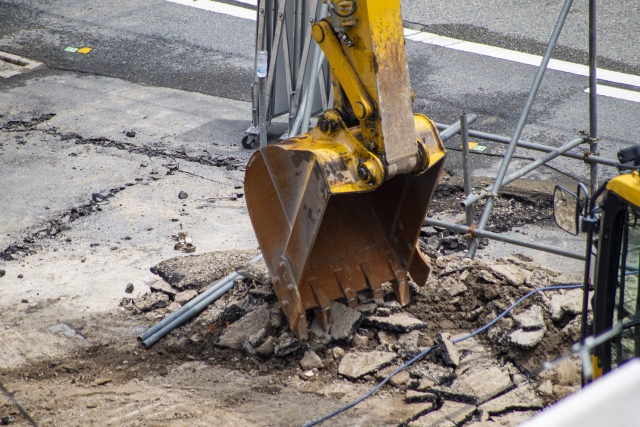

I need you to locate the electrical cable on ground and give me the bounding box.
[0,381,39,427]
[302,284,583,427]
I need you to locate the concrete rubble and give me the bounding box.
[409,400,476,427]
[337,351,397,380]
[436,332,460,367]
[509,305,547,349]
[216,304,270,350]
[363,312,428,333]
[118,247,589,426]
[478,384,543,415]
[548,290,583,321]
[429,365,513,405]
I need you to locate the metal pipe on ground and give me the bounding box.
[423,218,586,261]
[461,137,586,208]
[439,114,477,141]
[467,0,576,258]
[137,254,264,348]
[435,124,634,170]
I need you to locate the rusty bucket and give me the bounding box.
[244,114,445,339]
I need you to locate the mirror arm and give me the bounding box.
[577,182,590,216]
[588,180,609,215]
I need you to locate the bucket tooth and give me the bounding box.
[313,307,333,332]
[361,262,384,301]
[335,270,358,308]
[310,278,333,331]
[292,314,308,341]
[409,245,432,287]
[392,280,411,307]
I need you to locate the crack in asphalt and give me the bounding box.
[0,113,246,171]
[0,113,246,261]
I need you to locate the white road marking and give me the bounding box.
[585,85,640,103]
[167,0,640,92]
[234,0,258,5]
[165,0,256,21]
[403,28,640,89]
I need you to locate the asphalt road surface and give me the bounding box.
[2,0,639,187]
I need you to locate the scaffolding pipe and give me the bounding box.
[461,137,586,207]
[435,124,634,170]
[439,114,477,141]
[423,218,586,261]
[460,114,473,227]
[468,0,575,258]
[589,0,598,197]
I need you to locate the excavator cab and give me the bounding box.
[244,0,446,339]
[553,172,640,382]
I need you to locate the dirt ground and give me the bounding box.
[0,182,585,427]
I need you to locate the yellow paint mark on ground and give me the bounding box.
[460,141,478,150]
[77,47,92,54]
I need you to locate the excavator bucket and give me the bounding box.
[245,115,445,339]
[245,0,446,339]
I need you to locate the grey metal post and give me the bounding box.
[439,114,477,141]
[259,77,268,148]
[589,0,598,197]
[301,1,329,134]
[467,0,575,258]
[460,113,473,227]
[300,52,326,133]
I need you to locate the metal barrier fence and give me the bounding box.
[243,0,331,148]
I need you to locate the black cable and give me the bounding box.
[302,284,582,427]
[0,381,39,427]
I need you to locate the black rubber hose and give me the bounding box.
[329,0,357,18]
[302,284,582,427]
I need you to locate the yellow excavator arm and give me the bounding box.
[245,0,446,339]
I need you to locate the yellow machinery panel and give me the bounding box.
[245,0,446,339]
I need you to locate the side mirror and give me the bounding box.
[554,185,580,235]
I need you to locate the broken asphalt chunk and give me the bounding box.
[362,312,427,333]
[436,332,460,367]
[513,305,545,331]
[429,365,513,405]
[337,351,396,379]
[478,384,543,415]
[409,400,476,427]
[405,390,437,403]
[134,292,168,312]
[274,333,301,356]
[509,328,546,349]
[329,301,362,341]
[216,305,270,350]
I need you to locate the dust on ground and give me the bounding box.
[0,236,585,426]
